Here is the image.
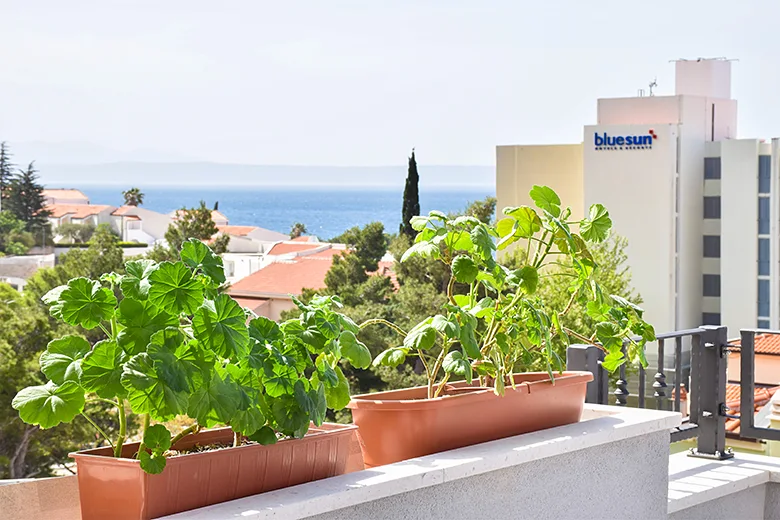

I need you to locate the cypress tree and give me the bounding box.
[0,142,15,208]
[400,149,420,237]
[8,162,52,236]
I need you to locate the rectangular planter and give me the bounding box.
[70,423,357,520]
[348,371,592,466]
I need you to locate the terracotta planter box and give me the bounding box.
[347,371,592,467]
[70,423,357,520]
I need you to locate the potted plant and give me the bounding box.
[351,186,655,467]
[12,239,370,520]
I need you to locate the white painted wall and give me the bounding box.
[675,59,732,100]
[772,139,780,329]
[721,139,760,333]
[584,124,678,333]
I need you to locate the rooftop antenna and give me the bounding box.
[649,77,657,96]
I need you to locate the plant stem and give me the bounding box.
[86,397,120,409]
[446,274,456,305]
[99,324,111,338]
[80,413,114,450]
[563,327,606,351]
[233,430,241,448]
[417,349,431,382]
[428,346,449,399]
[114,399,127,458]
[170,423,199,447]
[358,318,407,338]
[560,288,579,317]
[135,413,150,459]
[433,373,451,398]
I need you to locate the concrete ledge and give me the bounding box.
[0,475,80,520]
[163,405,680,520]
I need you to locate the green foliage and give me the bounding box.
[122,188,145,207]
[13,241,364,475]
[0,210,34,255]
[325,222,389,306]
[457,197,497,225]
[0,142,14,203]
[6,162,52,239]
[400,149,420,237]
[368,185,654,398]
[154,202,229,262]
[289,222,307,239]
[56,222,96,244]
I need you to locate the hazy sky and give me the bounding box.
[1,1,778,166]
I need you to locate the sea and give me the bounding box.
[78,186,494,240]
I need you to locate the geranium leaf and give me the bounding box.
[80,340,127,398]
[193,295,250,360]
[403,322,436,351]
[529,185,561,217]
[139,450,167,475]
[40,335,91,384]
[247,425,278,445]
[338,330,371,369]
[248,316,281,345]
[442,351,472,384]
[186,372,241,427]
[58,278,117,329]
[452,255,478,284]
[147,262,204,316]
[180,239,226,284]
[117,298,177,355]
[580,203,612,243]
[12,381,85,429]
[144,423,172,453]
[373,347,408,368]
[262,364,297,397]
[121,353,188,421]
[120,259,157,300]
[270,395,309,438]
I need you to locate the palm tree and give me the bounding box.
[122,187,144,207]
[290,222,307,239]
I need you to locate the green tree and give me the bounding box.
[399,149,420,238]
[325,223,389,306]
[0,142,15,207]
[7,162,52,241]
[462,196,497,224]
[56,222,96,244]
[150,202,229,261]
[122,187,144,207]
[0,211,35,255]
[290,222,307,239]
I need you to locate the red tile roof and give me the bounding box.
[232,297,269,312]
[217,225,258,237]
[729,334,780,355]
[112,205,138,216]
[724,383,780,434]
[267,242,324,255]
[42,189,89,201]
[230,257,334,296]
[47,204,112,219]
[292,236,316,242]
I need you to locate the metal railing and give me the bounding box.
[567,325,734,459]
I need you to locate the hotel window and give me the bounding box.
[703,235,720,258]
[703,197,721,219]
[759,238,770,276]
[759,197,770,234]
[702,313,721,326]
[758,279,770,317]
[704,157,721,179]
[759,156,771,194]
[758,319,770,329]
[703,274,721,297]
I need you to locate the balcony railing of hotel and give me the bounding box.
[567,326,780,459]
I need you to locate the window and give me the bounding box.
[127,221,141,230]
[704,157,721,179]
[759,197,770,235]
[703,274,721,297]
[759,156,771,194]
[224,261,235,277]
[703,236,720,258]
[758,319,770,329]
[703,197,721,219]
[702,313,721,326]
[759,238,770,276]
[758,279,770,317]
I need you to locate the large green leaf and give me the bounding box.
[230,403,266,436]
[12,381,85,429]
[469,225,495,261]
[248,316,282,345]
[147,329,191,393]
[40,335,91,385]
[117,298,177,355]
[451,255,478,284]
[529,185,561,217]
[180,239,226,284]
[459,318,480,359]
[403,321,436,351]
[315,354,338,387]
[147,262,204,316]
[42,285,67,320]
[580,203,612,243]
[139,423,172,474]
[315,365,350,409]
[431,314,460,340]
[373,347,408,368]
[293,380,327,427]
[248,426,278,445]
[187,372,241,427]
[270,395,309,438]
[515,266,539,294]
[80,340,127,398]
[262,364,298,397]
[400,241,439,263]
[442,351,472,384]
[58,278,117,329]
[121,353,189,420]
[338,330,371,369]
[121,260,158,300]
[193,295,250,360]
[505,206,542,238]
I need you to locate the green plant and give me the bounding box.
[12,239,365,474]
[364,185,655,399]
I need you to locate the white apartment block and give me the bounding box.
[497,58,778,335]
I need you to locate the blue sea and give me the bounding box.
[78,186,494,240]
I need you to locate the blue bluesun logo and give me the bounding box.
[594,130,657,150]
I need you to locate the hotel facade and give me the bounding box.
[497,58,779,336]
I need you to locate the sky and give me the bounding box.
[1,0,778,167]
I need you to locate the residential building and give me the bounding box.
[497,58,777,335]
[0,254,55,291]
[42,189,90,205]
[110,206,173,245]
[217,225,288,253]
[170,209,229,226]
[46,204,114,234]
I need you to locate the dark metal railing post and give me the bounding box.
[614,343,628,406]
[689,325,733,460]
[566,344,608,405]
[653,338,668,410]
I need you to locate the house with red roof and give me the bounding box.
[42,189,90,205]
[47,204,115,236]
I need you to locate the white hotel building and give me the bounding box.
[497,58,779,336]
